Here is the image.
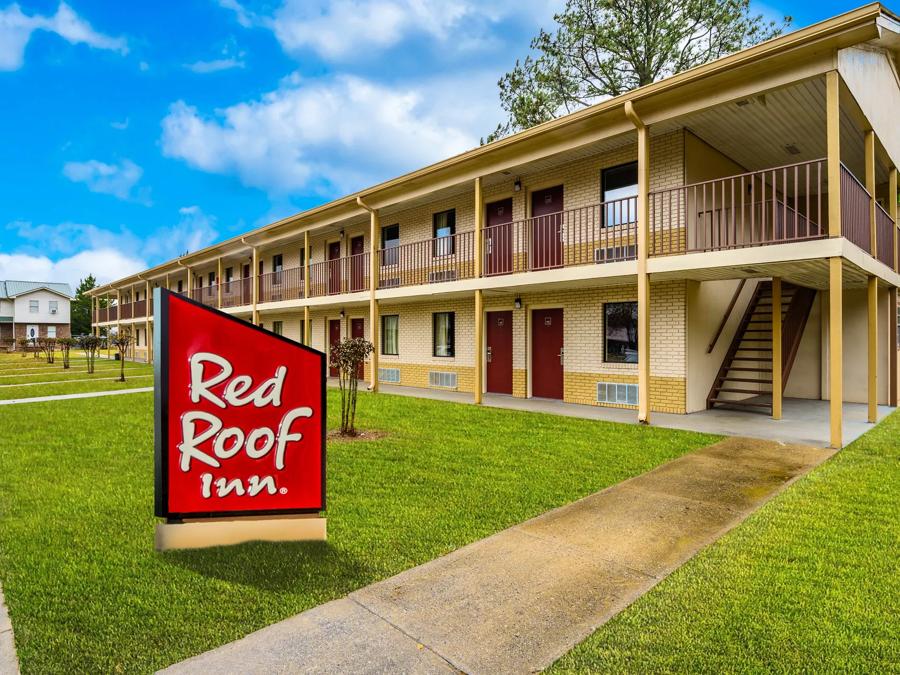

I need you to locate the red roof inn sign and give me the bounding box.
[153,288,326,550]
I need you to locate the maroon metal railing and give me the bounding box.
[221,279,253,307]
[108,305,117,321]
[98,307,108,322]
[481,198,637,277]
[377,232,474,288]
[651,158,827,256]
[259,267,306,303]
[875,202,894,269]
[305,253,370,297]
[119,302,133,320]
[133,299,147,318]
[190,287,217,307]
[840,164,871,254]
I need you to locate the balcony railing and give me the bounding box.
[191,287,218,308]
[875,202,895,268]
[259,268,305,303]
[651,159,827,256]
[377,232,474,289]
[481,198,638,277]
[221,279,253,308]
[840,164,871,253]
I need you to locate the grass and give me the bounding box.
[550,411,900,673]
[0,388,716,673]
[0,354,152,399]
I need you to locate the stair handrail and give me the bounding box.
[707,279,747,354]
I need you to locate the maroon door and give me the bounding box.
[485,198,513,276]
[328,241,342,295]
[531,186,563,270]
[328,319,342,377]
[350,236,365,292]
[531,308,564,399]
[486,310,513,394]
[351,317,365,378]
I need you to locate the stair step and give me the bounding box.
[708,398,772,409]
[715,387,773,394]
[720,377,774,383]
[729,357,773,362]
[736,347,772,352]
[727,367,773,372]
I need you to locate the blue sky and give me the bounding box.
[0,0,871,288]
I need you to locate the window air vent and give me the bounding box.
[378,367,400,383]
[594,245,637,263]
[597,382,638,406]
[428,371,457,388]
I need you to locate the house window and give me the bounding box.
[433,209,455,256]
[601,162,638,226]
[381,315,399,355]
[382,224,400,266]
[47,326,56,338]
[604,302,638,363]
[208,272,215,287]
[49,300,58,313]
[272,321,283,336]
[29,300,38,313]
[273,254,283,284]
[433,312,455,357]
[224,267,233,292]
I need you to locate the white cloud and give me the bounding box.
[221,0,558,61]
[63,158,150,204]
[0,250,146,289]
[160,72,501,195]
[4,208,220,288]
[185,57,244,74]
[0,2,128,71]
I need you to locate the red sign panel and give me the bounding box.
[154,288,325,519]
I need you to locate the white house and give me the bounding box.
[0,280,74,349]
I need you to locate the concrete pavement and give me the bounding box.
[162,437,834,675]
[0,387,153,406]
[0,584,19,675]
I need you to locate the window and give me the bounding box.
[382,315,399,355]
[272,321,283,336]
[382,224,400,266]
[433,312,455,357]
[224,267,233,292]
[177,279,184,293]
[273,254,283,284]
[433,209,455,256]
[601,162,638,226]
[258,260,264,276]
[49,300,58,313]
[29,300,38,313]
[604,302,638,363]
[298,320,306,345]
[208,272,215,287]
[47,326,56,338]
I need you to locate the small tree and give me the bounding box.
[330,337,374,436]
[111,330,133,382]
[36,337,56,364]
[57,337,76,369]
[79,335,101,374]
[31,336,39,358]
[17,337,29,356]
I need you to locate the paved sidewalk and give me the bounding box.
[0,374,153,388]
[0,387,153,406]
[162,437,833,675]
[0,584,19,675]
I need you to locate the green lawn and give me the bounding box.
[0,375,154,400]
[0,389,716,673]
[0,365,151,386]
[550,411,900,673]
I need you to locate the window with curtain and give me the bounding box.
[433,312,455,357]
[272,321,283,336]
[432,209,455,256]
[604,302,638,363]
[601,162,638,227]
[382,315,399,355]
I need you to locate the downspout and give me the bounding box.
[356,196,379,392]
[625,100,651,424]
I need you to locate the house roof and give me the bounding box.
[0,280,74,300]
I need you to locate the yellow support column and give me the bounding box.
[890,287,898,407]
[891,167,898,272]
[626,101,651,423]
[357,197,380,392]
[251,248,259,324]
[867,276,878,423]
[474,289,484,404]
[304,306,311,346]
[772,277,782,420]
[829,258,843,449]
[304,231,310,299]
[865,130,876,256]
[474,176,484,278]
[826,71,842,238]
[145,280,151,364]
[217,258,223,309]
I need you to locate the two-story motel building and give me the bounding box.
[91,4,900,448]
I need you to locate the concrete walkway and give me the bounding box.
[0,374,153,388]
[0,387,153,406]
[0,583,19,674]
[353,382,892,448]
[162,437,833,675]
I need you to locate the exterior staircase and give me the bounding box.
[707,280,817,413]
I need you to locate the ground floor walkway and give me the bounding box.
[353,383,893,448]
[163,437,833,674]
